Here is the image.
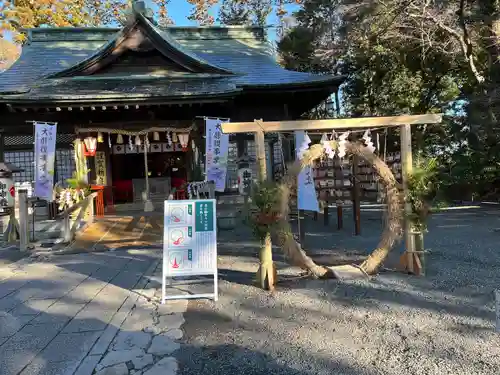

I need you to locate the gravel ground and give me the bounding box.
[174,207,500,375]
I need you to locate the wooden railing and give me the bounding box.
[9,190,98,252]
[57,192,98,243]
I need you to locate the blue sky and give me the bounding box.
[2,1,299,44]
[154,1,300,42]
[147,1,298,27]
[157,0,204,25]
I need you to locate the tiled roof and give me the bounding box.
[6,77,241,101]
[0,32,115,94]
[168,27,337,86]
[0,8,343,101]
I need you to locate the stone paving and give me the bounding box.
[69,215,164,254]
[0,249,187,375]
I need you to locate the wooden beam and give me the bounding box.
[221,114,442,134]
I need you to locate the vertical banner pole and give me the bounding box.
[161,253,167,305]
[144,134,154,212]
[18,189,29,252]
[212,202,218,301]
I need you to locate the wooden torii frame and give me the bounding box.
[221,114,442,289]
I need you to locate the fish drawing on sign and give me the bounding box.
[171,230,184,246]
[169,252,183,269]
[171,207,183,223]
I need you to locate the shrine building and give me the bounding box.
[0,1,343,207]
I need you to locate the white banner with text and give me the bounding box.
[295,131,319,212]
[205,118,229,192]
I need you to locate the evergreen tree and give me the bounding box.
[218,0,251,25]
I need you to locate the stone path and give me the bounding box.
[69,215,164,253]
[0,245,27,267]
[0,249,187,375]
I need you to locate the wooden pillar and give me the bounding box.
[282,135,292,164]
[236,134,247,158]
[334,90,341,117]
[143,135,154,212]
[337,204,343,229]
[352,155,361,236]
[0,132,4,162]
[399,124,419,274]
[255,127,275,291]
[298,209,306,242]
[334,89,345,229]
[323,191,330,226]
[18,189,29,252]
[268,139,276,182]
[255,129,267,181]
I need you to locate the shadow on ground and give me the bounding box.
[179,207,500,375]
[177,343,374,375]
[0,249,161,374]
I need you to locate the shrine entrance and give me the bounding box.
[110,150,188,204]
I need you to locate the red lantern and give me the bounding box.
[83,137,97,157]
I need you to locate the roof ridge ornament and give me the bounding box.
[132,1,146,14]
[132,1,154,22]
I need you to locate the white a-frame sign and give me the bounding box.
[162,199,218,303]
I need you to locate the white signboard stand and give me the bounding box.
[496,289,500,333]
[162,199,218,303]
